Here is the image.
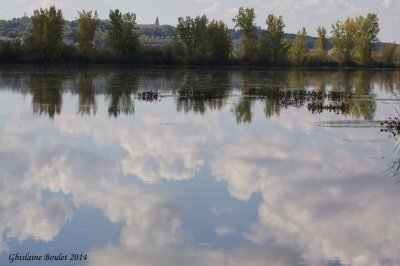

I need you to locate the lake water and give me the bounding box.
[0,66,399,266]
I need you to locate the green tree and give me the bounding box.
[331,17,357,64]
[177,16,232,64]
[331,14,379,65]
[0,39,23,61]
[177,15,208,62]
[265,14,288,65]
[77,10,99,54]
[256,35,270,64]
[176,16,195,58]
[314,26,327,59]
[107,9,139,57]
[378,43,397,66]
[354,13,379,65]
[206,20,232,64]
[289,27,308,66]
[331,21,345,62]
[233,7,257,62]
[29,6,64,61]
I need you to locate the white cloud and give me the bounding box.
[0,113,306,266]
[54,113,225,183]
[0,120,183,254]
[0,134,73,251]
[87,240,305,266]
[212,130,400,266]
[4,198,73,243]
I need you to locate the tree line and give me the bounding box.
[0,6,398,67]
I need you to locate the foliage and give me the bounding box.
[331,14,379,65]
[354,13,379,65]
[207,20,232,64]
[28,6,64,61]
[314,26,327,59]
[177,15,231,64]
[107,9,139,57]
[265,14,288,65]
[233,7,257,62]
[177,15,208,62]
[378,43,397,66]
[0,7,395,67]
[77,10,99,54]
[331,17,356,64]
[0,39,23,61]
[289,27,308,66]
[0,16,31,39]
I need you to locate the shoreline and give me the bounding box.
[0,62,398,71]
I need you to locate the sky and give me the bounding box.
[0,0,399,42]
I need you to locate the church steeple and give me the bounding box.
[155,16,160,27]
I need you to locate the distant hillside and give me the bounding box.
[0,16,32,39]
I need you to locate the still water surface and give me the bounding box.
[0,67,399,266]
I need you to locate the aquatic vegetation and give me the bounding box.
[381,116,400,139]
[244,87,354,114]
[135,90,162,101]
[244,87,353,100]
[327,91,354,101]
[382,117,400,178]
[178,87,228,99]
[380,87,400,178]
[381,89,400,139]
[307,101,352,114]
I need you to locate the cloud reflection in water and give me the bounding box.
[0,68,399,266]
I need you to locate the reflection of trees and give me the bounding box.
[236,71,285,123]
[258,70,378,119]
[264,98,281,118]
[106,72,138,117]
[176,71,230,114]
[27,73,63,118]
[331,71,353,94]
[241,70,289,95]
[177,98,226,115]
[77,72,96,116]
[233,98,253,124]
[287,70,307,90]
[137,68,185,95]
[373,70,399,94]
[351,71,376,120]
[0,67,392,121]
[310,72,327,92]
[330,71,376,120]
[0,69,29,94]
